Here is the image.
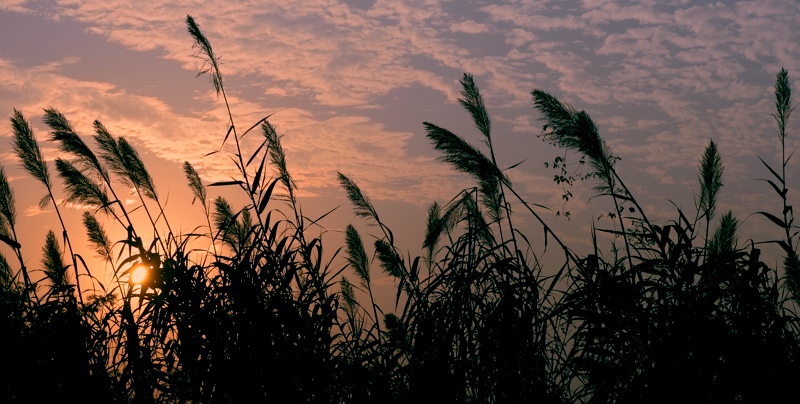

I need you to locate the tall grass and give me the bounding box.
[1,16,799,403]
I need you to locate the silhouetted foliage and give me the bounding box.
[1,16,799,404]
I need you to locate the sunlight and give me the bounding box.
[130,263,149,285]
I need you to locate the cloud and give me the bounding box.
[1,0,471,108]
[24,205,50,217]
[504,28,537,48]
[643,165,675,185]
[581,2,673,25]
[0,0,29,13]
[1,0,800,249]
[481,4,588,32]
[23,198,93,217]
[0,57,464,208]
[451,20,490,34]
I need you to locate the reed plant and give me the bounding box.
[1,15,799,404]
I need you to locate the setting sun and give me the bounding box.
[129,263,149,285]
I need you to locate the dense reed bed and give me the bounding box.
[2,16,798,403]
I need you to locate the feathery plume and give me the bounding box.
[345,224,370,287]
[263,120,297,196]
[338,172,380,225]
[183,161,207,207]
[118,137,157,200]
[42,230,69,289]
[774,68,793,143]
[187,15,223,96]
[0,165,16,237]
[708,210,737,257]
[11,109,52,207]
[45,108,107,180]
[697,139,723,223]
[55,158,111,211]
[532,89,616,195]
[425,122,506,222]
[83,211,112,263]
[375,238,403,278]
[459,73,491,145]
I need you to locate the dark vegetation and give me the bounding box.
[2,16,799,403]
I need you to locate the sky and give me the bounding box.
[1,0,799,303]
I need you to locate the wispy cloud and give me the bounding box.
[1,0,799,231]
[0,56,463,208]
[23,198,94,217]
[450,20,490,34]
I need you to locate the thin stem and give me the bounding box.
[43,188,84,304]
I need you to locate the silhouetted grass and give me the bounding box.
[1,15,799,404]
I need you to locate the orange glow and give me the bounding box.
[130,264,149,285]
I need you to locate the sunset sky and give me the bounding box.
[1,0,799,297]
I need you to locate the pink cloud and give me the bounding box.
[451,20,490,34]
